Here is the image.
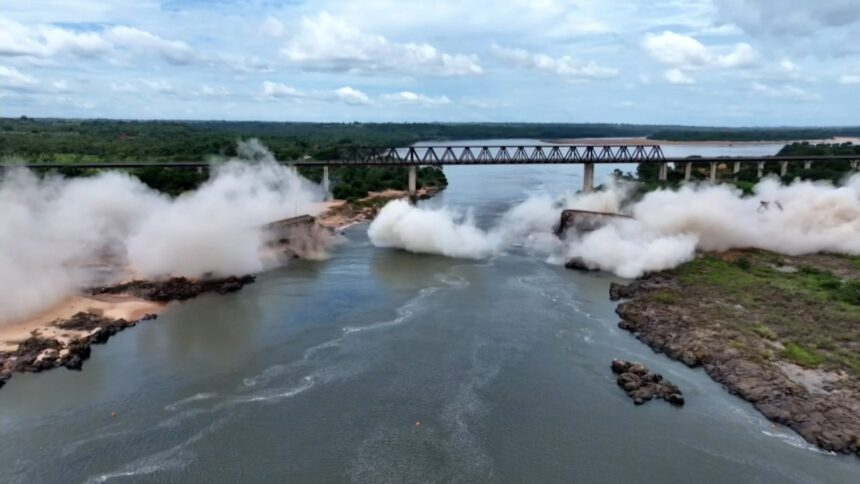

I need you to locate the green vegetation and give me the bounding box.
[673,251,860,374]
[780,342,822,368]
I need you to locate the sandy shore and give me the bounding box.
[547,136,860,146]
[0,295,164,352]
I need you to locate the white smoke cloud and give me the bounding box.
[368,200,500,258]
[368,176,860,278]
[0,140,325,325]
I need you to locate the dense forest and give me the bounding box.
[2,118,858,198]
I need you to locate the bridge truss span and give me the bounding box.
[344,144,665,165]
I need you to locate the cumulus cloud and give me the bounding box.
[262,81,304,99]
[642,31,756,69]
[381,91,451,106]
[751,82,820,102]
[330,86,371,105]
[0,65,39,89]
[280,12,482,76]
[261,82,371,105]
[491,44,618,80]
[0,18,194,65]
[664,68,695,85]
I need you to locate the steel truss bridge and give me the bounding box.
[4,144,858,192]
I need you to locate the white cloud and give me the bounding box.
[51,80,70,92]
[664,68,695,85]
[838,73,860,85]
[261,81,304,99]
[198,84,230,96]
[142,79,177,94]
[260,16,286,38]
[110,82,138,93]
[331,86,371,105]
[105,26,195,65]
[491,44,618,80]
[0,65,38,88]
[642,31,756,69]
[0,18,110,58]
[261,82,371,105]
[381,91,451,106]
[0,18,193,65]
[280,12,482,76]
[751,82,819,102]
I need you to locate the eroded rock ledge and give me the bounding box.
[611,359,684,406]
[611,275,860,456]
[0,275,255,390]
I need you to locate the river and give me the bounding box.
[1,140,858,483]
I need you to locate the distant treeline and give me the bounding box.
[648,127,860,142]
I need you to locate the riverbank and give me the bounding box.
[317,186,443,229]
[610,250,860,456]
[0,276,255,389]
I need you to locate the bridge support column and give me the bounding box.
[684,162,692,182]
[658,162,667,182]
[709,162,717,183]
[582,162,595,192]
[289,164,299,176]
[780,161,788,177]
[733,161,741,180]
[852,160,859,171]
[322,165,331,200]
[804,160,812,170]
[757,161,765,179]
[408,166,417,196]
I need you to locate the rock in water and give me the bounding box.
[611,359,684,406]
[565,257,597,272]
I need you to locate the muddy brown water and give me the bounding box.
[1,140,858,483]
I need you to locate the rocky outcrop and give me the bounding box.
[1,276,255,391]
[90,275,255,302]
[613,275,860,456]
[564,257,598,272]
[611,359,684,406]
[0,312,152,381]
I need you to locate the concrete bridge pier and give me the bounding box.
[852,160,859,171]
[657,162,668,182]
[733,161,741,180]
[804,160,812,170]
[322,166,331,200]
[780,161,788,177]
[757,161,765,179]
[684,162,692,181]
[408,166,417,196]
[582,162,595,192]
[289,164,299,176]
[709,162,717,183]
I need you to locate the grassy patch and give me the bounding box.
[752,324,776,340]
[780,342,821,368]
[652,291,678,304]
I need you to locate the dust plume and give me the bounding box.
[367,176,860,278]
[0,140,328,325]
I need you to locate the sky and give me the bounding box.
[0,0,858,126]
